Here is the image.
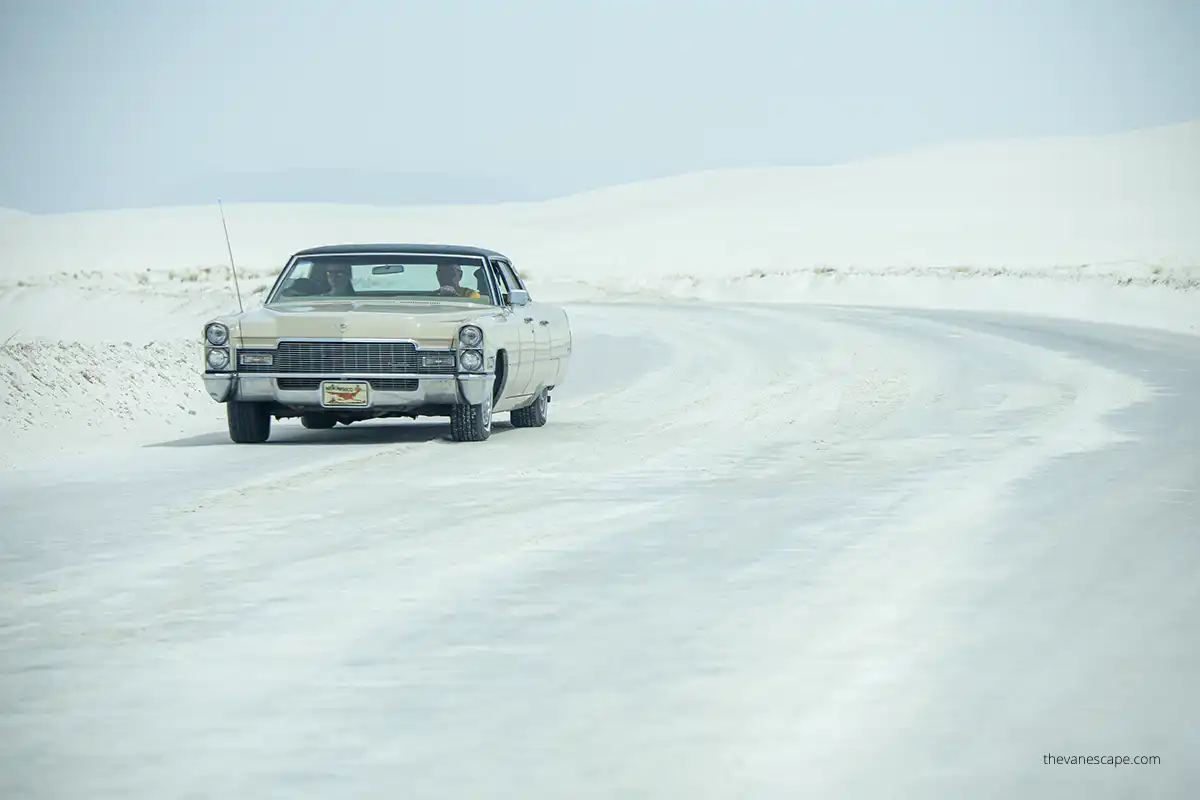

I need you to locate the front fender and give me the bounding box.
[202,372,235,402]
[457,374,494,405]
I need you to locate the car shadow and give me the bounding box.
[146,419,515,448]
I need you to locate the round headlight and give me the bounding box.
[458,325,483,348]
[206,348,230,369]
[205,323,228,346]
[459,350,483,371]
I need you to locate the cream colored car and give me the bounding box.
[200,243,571,443]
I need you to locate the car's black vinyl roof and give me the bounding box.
[291,243,509,259]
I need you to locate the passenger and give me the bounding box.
[436,263,481,298]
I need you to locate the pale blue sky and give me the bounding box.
[1,0,1197,211]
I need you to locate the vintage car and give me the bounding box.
[199,243,571,443]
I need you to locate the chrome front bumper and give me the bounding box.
[201,372,494,408]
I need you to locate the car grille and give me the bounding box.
[275,377,418,392]
[370,379,419,391]
[275,378,318,390]
[275,341,418,372]
[239,341,455,375]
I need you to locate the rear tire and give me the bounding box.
[510,387,548,428]
[300,413,336,430]
[449,395,492,441]
[227,401,271,443]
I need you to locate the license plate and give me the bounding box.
[321,380,370,408]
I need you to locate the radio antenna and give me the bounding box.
[218,199,245,313]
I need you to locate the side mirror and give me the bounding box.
[509,289,530,306]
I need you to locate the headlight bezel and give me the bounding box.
[206,347,231,370]
[459,350,484,372]
[458,325,483,349]
[205,322,229,346]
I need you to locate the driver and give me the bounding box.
[324,262,356,295]
[436,263,481,298]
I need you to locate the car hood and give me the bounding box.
[234,301,501,345]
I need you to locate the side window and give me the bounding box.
[507,263,529,293]
[496,260,531,300]
[492,260,513,304]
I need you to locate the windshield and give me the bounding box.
[268,254,495,304]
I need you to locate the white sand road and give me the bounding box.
[1,300,1197,798]
[2,121,1198,796]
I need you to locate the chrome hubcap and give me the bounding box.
[482,397,492,429]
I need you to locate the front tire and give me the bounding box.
[510,387,548,428]
[227,401,271,443]
[449,395,492,442]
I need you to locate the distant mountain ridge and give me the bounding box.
[0,169,556,214]
[148,168,547,208]
[4,120,1197,215]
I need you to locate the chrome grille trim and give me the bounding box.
[275,377,418,391]
[237,341,456,375]
[244,372,452,379]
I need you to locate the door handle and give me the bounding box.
[524,317,534,324]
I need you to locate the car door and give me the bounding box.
[506,260,557,382]
[506,260,569,387]
[493,259,537,399]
